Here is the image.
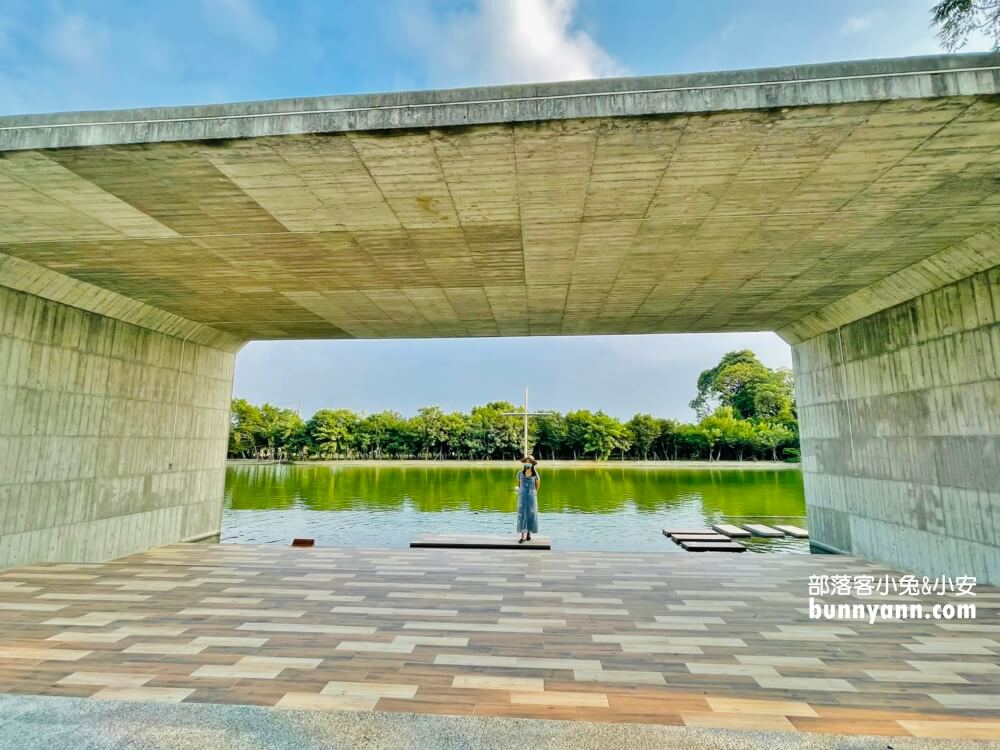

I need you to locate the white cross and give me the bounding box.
[502,387,552,457]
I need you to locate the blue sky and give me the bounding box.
[2,1,988,420]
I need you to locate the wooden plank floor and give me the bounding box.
[0,544,998,739]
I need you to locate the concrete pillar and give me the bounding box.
[0,284,238,569]
[793,268,999,584]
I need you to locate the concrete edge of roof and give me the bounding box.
[0,694,990,750]
[1,52,999,151]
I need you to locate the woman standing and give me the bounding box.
[516,455,540,543]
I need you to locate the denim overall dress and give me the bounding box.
[516,470,539,534]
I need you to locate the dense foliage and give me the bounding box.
[228,350,799,462]
[931,0,1000,50]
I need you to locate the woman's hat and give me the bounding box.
[520,455,537,464]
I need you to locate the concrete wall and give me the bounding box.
[794,268,999,584]
[0,285,236,569]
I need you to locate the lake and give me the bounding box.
[223,463,809,553]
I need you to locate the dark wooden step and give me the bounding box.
[680,540,747,552]
[662,528,715,538]
[670,533,731,543]
[410,534,551,550]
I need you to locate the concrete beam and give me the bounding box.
[0,252,244,352]
[1,53,998,151]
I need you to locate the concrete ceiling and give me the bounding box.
[1,54,999,342]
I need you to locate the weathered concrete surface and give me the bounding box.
[0,55,998,340]
[0,285,237,569]
[0,52,997,149]
[794,268,1000,583]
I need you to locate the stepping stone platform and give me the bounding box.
[669,533,731,543]
[712,524,752,538]
[774,525,809,538]
[662,529,746,553]
[680,540,747,552]
[410,534,551,550]
[742,524,785,537]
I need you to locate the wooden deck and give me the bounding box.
[0,544,998,739]
[411,534,551,550]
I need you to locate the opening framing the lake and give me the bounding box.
[1,50,999,745]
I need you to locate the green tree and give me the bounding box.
[932,0,1000,50]
[690,351,796,422]
[753,369,796,424]
[533,412,568,460]
[564,410,594,459]
[356,410,406,458]
[412,406,449,459]
[675,423,709,459]
[465,402,521,459]
[582,412,630,461]
[228,398,262,458]
[690,350,762,418]
[754,421,797,462]
[306,409,359,459]
[655,418,682,460]
[257,403,304,460]
[626,413,659,460]
[699,406,738,461]
[227,346,800,464]
[442,411,469,459]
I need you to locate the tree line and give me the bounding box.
[228,350,799,463]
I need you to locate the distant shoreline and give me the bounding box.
[227,458,800,471]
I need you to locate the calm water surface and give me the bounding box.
[223,463,808,553]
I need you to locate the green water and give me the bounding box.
[223,463,807,553]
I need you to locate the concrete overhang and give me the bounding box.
[1,52,998,344]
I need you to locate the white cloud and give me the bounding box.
[840,13,880,35]
[45,13,112,75]
[203,0,277,53]
[834,5,993,56]
[401,0,625,86]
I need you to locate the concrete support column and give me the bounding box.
[792,268,999,584]
[0,285,238,569]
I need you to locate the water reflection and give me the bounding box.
[223,463,807,554]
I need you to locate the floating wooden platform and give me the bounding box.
[680,540,747,552]
[774,525,809,538]
[663,528,746,552]
[742,524,785,537]
[670,533,731,543]
[410,534,551,550]
[712,524,752,538]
